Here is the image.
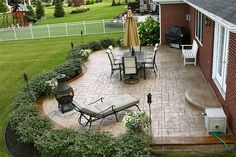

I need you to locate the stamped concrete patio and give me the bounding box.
[40,46,234,150]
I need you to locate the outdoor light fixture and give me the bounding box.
[147,93,152,131]
[81,30,83,44]
[204,16,211,26]
[71,42,74,50]
[55,74,74,113]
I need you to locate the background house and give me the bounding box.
[155,0,236,137]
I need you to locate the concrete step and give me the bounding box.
[185,87,221,111]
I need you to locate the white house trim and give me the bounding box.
[183,0,236,32]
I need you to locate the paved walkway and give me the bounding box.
[42,46,220,137]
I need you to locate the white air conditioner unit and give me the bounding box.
[204,108,227,133]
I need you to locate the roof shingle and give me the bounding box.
[186,0,236,25]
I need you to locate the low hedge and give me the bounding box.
[9,39,152,156]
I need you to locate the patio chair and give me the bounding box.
[142,48,158,77]
[122,56,139,84]
[146,43,159,60]
[72,94,141,128]
[108,45,121,61]
[106,50,122,79]
[181,39,198,66]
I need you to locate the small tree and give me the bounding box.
[53,0,65,17]
[0,0,7,13]
[36,0,45,19]
[26,4,36,18]
[0,0,9,28]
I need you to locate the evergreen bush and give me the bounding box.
[36,0,45,19]
[26,4,36,18]
[53,0,65,17]
[99,38,116,48]
[87,41,102,51]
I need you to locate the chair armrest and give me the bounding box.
[100,105,116,115]
[181,44,193,48]
[87,97,104,105]
[72,100,81,112]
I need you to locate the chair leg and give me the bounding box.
[110,70,114,78]
[114,112,119,122]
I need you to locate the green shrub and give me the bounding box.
[35,129,77,157]
[138,16,160,45]
[12,89,37,109]
[90,0,94,4]
[116,38,124,48]
[26,4,36,18]
[70,6,89,14]
[67,0,73,6]
[15,116,52,143]
[87,41,102,51]
[68,130,115,157]
[10,103,38,129]
[36,0,45,19]
[27,71,58,99]
[99,38,116,48]
[85,0,91,5]
[53,0,65,17]
[53,59,82,80]
[114,131,152,157]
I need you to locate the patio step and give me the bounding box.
[152,135,236,152]
[185,88,221,111]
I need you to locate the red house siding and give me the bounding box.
[160,4,189,45]
[198,17,214,81]
[225,33,236,136]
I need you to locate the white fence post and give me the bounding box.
[30,25,34,39]
[13,28,17,40]
[47,24,51,38]
[65,22,68,36]
[83,21,86,35]
[103,19,106,33]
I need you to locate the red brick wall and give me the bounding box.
[188,7,195,41]
[188,7,214,81]
[225,33,236,136]
[198,17,214,81]
[160,4,190,44]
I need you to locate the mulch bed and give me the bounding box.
[4,123,41,157]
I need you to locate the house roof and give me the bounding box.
[154,0,236,31]
[185,0,236,25]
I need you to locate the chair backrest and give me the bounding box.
[108,45,113,51]
[192,40,198,55]
[106,50,115,65]
[122,56,138,75]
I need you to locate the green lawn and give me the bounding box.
[34,1,126,25]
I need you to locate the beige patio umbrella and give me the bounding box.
[123,9,140,54]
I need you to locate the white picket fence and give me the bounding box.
[0,19,125,41]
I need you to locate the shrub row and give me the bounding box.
[9,38,152,156]
[70,7,89,14]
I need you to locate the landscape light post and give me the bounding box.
[81,30,83,45]
[147,93,152,132]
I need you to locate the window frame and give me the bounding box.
[195,10,203,45]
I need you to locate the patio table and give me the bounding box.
[118,51,147,80]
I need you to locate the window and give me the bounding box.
[195,10,203,43]
[212,22,229,98]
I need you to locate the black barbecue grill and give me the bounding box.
[166,26,186,48]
